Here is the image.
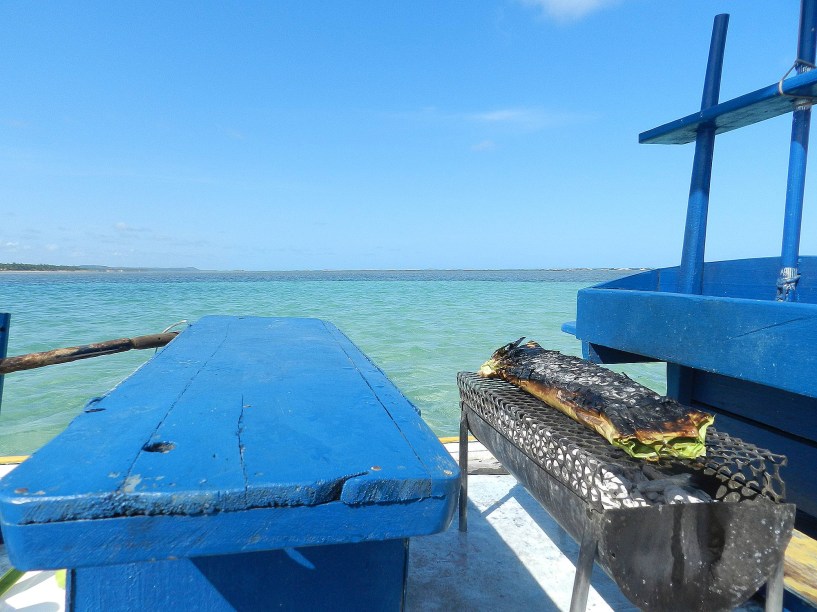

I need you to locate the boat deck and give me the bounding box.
[2,444,813,611]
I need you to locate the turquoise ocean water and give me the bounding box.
[0,270,666,456]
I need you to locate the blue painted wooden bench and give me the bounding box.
[0,316,459,610]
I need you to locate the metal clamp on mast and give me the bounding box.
[778,0,817,301]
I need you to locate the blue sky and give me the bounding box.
[0,1,811,270]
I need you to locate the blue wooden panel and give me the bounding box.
[575,289,817,398]
[592,257,817,302]
[0,316,458,569]
[238,320,437,507]
[69,540,407,611]
[323,323,459,499]
[584,343,659,365]
[0,320,235,525]
[691,370,817,443]
[640,68,817,144]
[3,496,449,570]
[592,269,659,291]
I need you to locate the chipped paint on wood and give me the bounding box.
[0,316,459,573]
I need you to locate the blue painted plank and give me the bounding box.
[2,496,451,569]
[593,257,817,302]
[239,319,436,508]
[691,369,817,442]
[0,319,234,524]
[561,321,577,335]
[583,343,658,365]
[0,315,459,569]
[323,322,458,500]
[575,289,817,398]
[70,540,407,611]
[640,68,817,144]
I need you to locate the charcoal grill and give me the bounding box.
[457,372,795,612]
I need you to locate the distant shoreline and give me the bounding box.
[0,264,201,273]
[0,265,650,274]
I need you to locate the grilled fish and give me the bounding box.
[479,338,713,460]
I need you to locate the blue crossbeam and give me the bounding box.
[640,68,817,145]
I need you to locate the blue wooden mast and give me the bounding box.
[779,0,817,302]
[677,14,728,296]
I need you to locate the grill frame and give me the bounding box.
[458,372,795,611]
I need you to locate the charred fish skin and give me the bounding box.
[479,339,714,460]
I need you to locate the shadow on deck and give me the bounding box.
[406,474,640,611]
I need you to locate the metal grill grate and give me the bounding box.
[458,372,787,512]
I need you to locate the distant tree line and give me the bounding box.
[0,263,83,271]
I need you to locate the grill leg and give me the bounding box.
[458,403,469,532]
[569,519,598,612]
[764,553,785,612]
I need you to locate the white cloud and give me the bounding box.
[393,105,594,133]
[520,0,618,22]
[114,222,150,234]
[468,107,592,130]
[1,119,28,129]
[471,109,530,123]
[222,127,245,141]
[471,140,496,152]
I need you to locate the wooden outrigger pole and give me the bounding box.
[0,332,178,375]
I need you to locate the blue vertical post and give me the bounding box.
[670,15,728,404]
[0,313,9,413]
[778,0,817,301]
[677,14,729,295]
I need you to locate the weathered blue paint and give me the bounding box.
[0,316,459,608]
[576,282,817,398]
[0,313,9,413]
[590,255,817,301]
[560,321,576,336]
[639,62,817,145]
[665,363,694,405]
[780,0,817,301]
[678,14,728,295]
[68,540,408,611]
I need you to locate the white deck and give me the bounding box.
[408,472,638,611]
[0,450,769,612]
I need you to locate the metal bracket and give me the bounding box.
[776,266,801,301]
[778,59,817,108]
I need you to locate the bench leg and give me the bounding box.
[458,403,469,532]
[764,553,785,612]
[569,520,598,612]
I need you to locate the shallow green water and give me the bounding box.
[0,270,666,455]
